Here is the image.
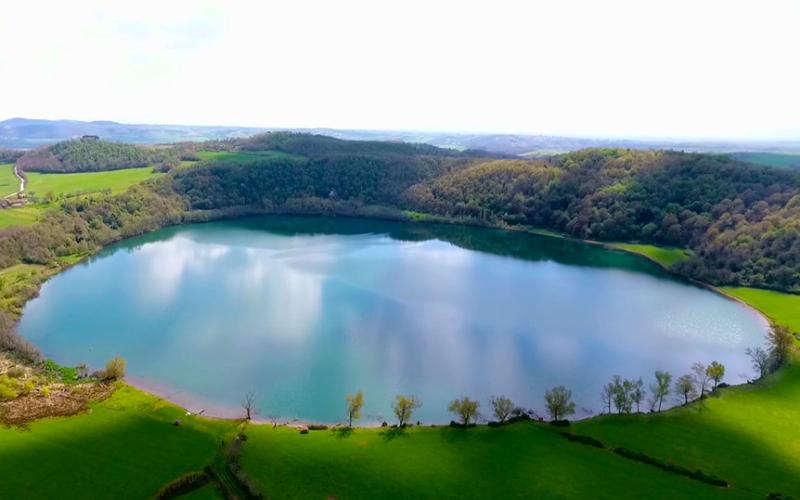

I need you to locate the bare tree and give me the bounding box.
[674,375,697,406]
[601,382,614,414]
[691,362,710,399]
[746,346,770,379]
[631,378,646,413]
[242,391,257,421]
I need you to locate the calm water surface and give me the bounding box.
[19,216,767,422]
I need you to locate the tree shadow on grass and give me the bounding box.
[379,426,410,441]
[439,425,473,444]
[332,426,354,439]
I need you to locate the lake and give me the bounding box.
[19,216,768,423]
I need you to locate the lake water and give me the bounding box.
[19,216,768,423]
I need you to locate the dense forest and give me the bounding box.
[15,138,176,173]
[2,133,799,291]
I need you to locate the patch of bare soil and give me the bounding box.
[0,382,115,427]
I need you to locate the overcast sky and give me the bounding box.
[1,0,797,140]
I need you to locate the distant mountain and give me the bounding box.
[0,118,264,149]
[2,118,799,157]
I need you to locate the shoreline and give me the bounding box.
[7,211,783,428]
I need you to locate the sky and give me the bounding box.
[0,0,798,140]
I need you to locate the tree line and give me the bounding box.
[237,323,793,427]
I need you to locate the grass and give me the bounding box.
[575,365,800,498]
[722,287,800,333]
[240,423,738,500]
[25,166,161,199]
[730,152,800,169]
[609,242,691,268]
[0,206,44,229]
[0,385,235,499]
[0,163,20,198]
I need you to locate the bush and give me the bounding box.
[308,424,329,430]
[104,356,126,380]
[559,432,604,448]
[549,419,571,427]
[613,448,728,487]
[6,366,24,378]
[153,471,209,499]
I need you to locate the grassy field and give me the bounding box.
[240,422,739,500]
[25,166,160,199]
[722,287,800,332]
[0,206,44,229]
[0,163,20,198]
[730,152,800,169]
[0,385,234,499]
[609,242,691,268]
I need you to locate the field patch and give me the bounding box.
[25,166,161,199]
[609,242,691,268]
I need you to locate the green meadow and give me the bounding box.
[0,206,43,229]
[25,166,161,199]
[609,242,691,268]
[722,287,800,332]
[0,163,20,198]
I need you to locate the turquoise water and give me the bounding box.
[19,216,767,423]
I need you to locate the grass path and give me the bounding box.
[608,242,691,268]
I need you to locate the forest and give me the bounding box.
[1,134,799,293]
[15,138,177,173]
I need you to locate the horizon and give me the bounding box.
[1,0,798,141]
[3,116,800,145]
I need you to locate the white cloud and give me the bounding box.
[0,0,797,139]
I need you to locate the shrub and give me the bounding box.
[6,366,25,378]
[613,448,728,487]
[153,471,210,500]
[0,383,18,400]
[559,432,604,448]
[549,419,571,427]
[308,424,329,430]
[104,356,126,380]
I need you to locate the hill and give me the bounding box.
[15,138,166,173]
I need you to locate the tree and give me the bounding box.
[346,391,364,427]
[767,324,794,369]
[691,362,710,399]
[490,395,514,423]
[630,378,645,413]
[746,346,770,379]
[241,391,257,420]
[392,395,421,427]
[706,361,725,390]
[601,382,614,414]
[675,374,697,405]
[609,375,636,414]
[103,356,126,380]
[448,397,480,425]
[544,386,575,421]
[649,371,672,412]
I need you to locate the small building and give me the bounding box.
[81,135,100,140]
